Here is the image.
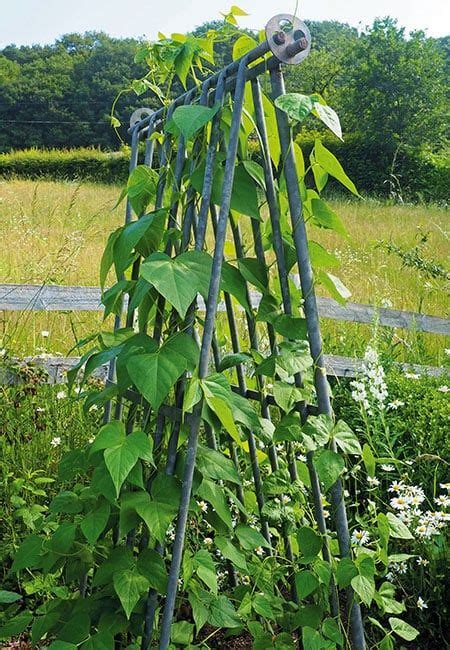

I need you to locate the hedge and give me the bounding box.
[0,148,130,184]
[0,143,448,202]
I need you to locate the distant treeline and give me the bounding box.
[0,18,448,198]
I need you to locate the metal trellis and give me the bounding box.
[106,13,366,649]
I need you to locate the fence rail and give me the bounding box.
[1,283,449,335]
[1,283,447,380]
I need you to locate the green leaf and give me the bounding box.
[48,643,77,650]
[233,34,258,60]
[100,228,121,289]
[386,512,414,539]
[313,103,342,140]
[221,261,251,312]
[81,500,111,544]
[190,161,260,220]
[80,632,114,650]
[170,621,194,646]
[141,250,212,318]
[236,524,270,550]
[310,198,347,237]
[318,271,351,304]
[104,437,140,497]
[275,93,314,123]
[0,590,21,603]
[208,595,241,628]
[90,420,125,455]
[218,352,251,372]
[215,537,248,571]
[362,443,376,477]
[127,332,198,410]
[0,613,32,639]
[136,499,177,543]
[253,593,275,619]
[196,479,232,529]
[322,618,343,646]
[59,614,91,644]
[194,550,218,594]
[388,618,419,641]
[196,445,241,484]
[113,211,165,276]
[172,103,220,141]
[137,549,168,594]
[237,257,268,292]
[314,450,345,491]
[332,421,362,455]
[297,527,322,558]
[314,140,359,196]
[201,375,241,448]
[336,558,358,588]
[296,570,320,599]
[113,569,149,619]
[127,429,154,464]
[351,575,375,606]
[127,165,158,215]
[11,535,42,573]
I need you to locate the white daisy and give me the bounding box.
[381,464,395,472]
[50,436,61,447]
[351,529,370,546]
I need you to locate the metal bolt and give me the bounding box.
[273,31,286,45]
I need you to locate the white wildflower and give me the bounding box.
[56,390,66,399]
[351,529,370,546]
[36,407,45,413]
[197,500,208,513]
[416,557,429,566]
[281,495,291,505]
[41,330,50,338]
[381,464,395,472]
[389,480,405,493]
[88,436,95,444]
[297,454,307,462]
[0,348,6,357]
[404,372,419,379]
[367,476,380,487]
[255,546,264,557]
[390,496,410,509]
[434,495,450,507]
[323,509,330,519]
[439,483,450,491]
[204,537,213,546]
[416,596,428,610]
[388,399,405,410]
[50,436,61,447]
[438,385,449,393]
[445,349,450,356]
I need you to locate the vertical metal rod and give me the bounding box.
[251,76,336,584]
[103,125,140,424]
[158,58,249,650]
[270,64,365,649]
[141,76,226,650]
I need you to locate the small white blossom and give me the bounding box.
[88,436,95,444]
[281,495,291,505]
[56,390,66,399]
[50,436,61,447]
[197,500,208,513]
[381,464,395,472]
[89,404,99,411]
[435,495,450,507]
[255,546,264,556]
[389,480,405,493]
[323,509,330,519]
[0,348,6,357]
[390,496,410,510]
[41,330,50,338]
[388,399,404,410]
[36,407,45,413]
[204,537,213,546]
[367,476,380,487]
[416,557,429,566]
[416,596,428,610]
[439,483,450,491]
[351,529,370,546]
[297,454,307,462]
[445,349,450,356]
[438,385,449,393]
[404,372,419,380]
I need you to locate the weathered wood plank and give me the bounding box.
[2,354,445,384]
[0,283,448,335]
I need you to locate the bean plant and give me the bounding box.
[1,9,444,650]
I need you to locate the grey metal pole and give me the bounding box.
[158,57,249,650]
[270,64,366,650]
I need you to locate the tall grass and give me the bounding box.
[0,178,448,360]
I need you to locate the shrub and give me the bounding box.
[0,148,130,184]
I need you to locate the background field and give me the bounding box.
[0,178,448,362]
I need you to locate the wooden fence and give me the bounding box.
[1,283,448,382]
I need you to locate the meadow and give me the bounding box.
[0,178,448,363]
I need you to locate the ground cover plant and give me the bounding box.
[0,8,449,650]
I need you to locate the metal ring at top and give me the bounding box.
[265,14,311,65]
[129,107,153,128]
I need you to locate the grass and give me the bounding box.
[0,178,448,361]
